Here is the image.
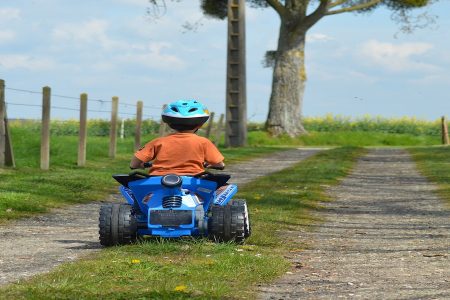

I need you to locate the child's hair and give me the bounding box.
[168,123,199,131]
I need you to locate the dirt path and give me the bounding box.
[258,148,450,299]
[0,148,320,286]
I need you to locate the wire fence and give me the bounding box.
[0,79,225,169]
[4,86,161,120]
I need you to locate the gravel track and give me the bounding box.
[0,148,320,286]
[258,148,450,300]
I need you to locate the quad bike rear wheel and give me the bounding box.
[99,203,137,246]
[232,199,251,238]
[208,200,249,243]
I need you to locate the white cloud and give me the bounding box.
[307,33,333,43]
[116,42,185,70]
[0,54,56,70]
[0,8,20,22]
[360,40,437,72]
[410,74,450,85]
[52,19,118,49]
[113,0,149,7]
[0,30,15,43]
[92,62,116,72]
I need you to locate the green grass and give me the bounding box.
[248,131,439,147]
[0,146,365,299]
[0,127,283,222]
[409,146,450,206]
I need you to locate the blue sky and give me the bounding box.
[0,0,449,122]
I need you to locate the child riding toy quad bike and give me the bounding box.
[99,167,251,246]
[98,99,250,246]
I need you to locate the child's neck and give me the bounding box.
[176,126,200,134]
[176,129,197,134]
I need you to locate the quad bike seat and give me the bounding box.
[113,171,231,189]
[113,171,150,188]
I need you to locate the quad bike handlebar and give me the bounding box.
[203,162,225,170]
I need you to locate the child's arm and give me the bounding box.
[204,161,225,170]
[130,155,146,169]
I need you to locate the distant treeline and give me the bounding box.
[9,115,444,137]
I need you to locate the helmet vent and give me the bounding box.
[188,108,198,112]
[171,107,179,112]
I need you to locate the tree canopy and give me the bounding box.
[200,0,432,20]
[149,0,437,138]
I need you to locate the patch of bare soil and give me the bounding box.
[258,148,450,299]
[0,148,320,286]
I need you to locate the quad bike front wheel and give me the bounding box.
[99,203,137,246]
[208,199,250,244]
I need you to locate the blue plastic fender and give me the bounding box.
[119,186,136,206]
[213,184,238,206]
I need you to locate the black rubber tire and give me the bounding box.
[208,202,246,243]
[208,205,225,242]
[232,199,251,239]
[99,203,137,246]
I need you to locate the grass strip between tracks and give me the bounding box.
[0,146,365,299]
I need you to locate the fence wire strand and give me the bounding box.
[4,86,161,110]
[5,102,157,119]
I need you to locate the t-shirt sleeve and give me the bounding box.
[203,140,224,164]
[134,140,156,162]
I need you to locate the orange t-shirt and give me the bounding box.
[134,133,224,176]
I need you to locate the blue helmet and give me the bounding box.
[162,100,210,129]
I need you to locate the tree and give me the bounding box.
[150,0,436,136]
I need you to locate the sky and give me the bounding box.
[0,0,449,122]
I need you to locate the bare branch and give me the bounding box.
[146,0,167,20]
[392,10,438,37]
[266,0,287,18]
[327,0,350,9]
[326,0,382,15]
[303,0,329,29]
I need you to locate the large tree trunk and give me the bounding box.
[266,23,308,137]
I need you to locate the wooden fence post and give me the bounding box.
[225,0,247,147]
[135,100,143,150]
[0,80,6,168]
[109,96,119,158]
[214,113,225,146]
[78,93,88,166]
[205,112,215,138]
[159,104,168,137]
[0,79,6,167]
[120,118,125,139]
[442,116,449,145]
[4,113,15,168]
[41,86,51,170]
[0,79,15,168]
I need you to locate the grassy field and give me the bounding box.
[0,146,365,299]
[0,127,284,221]
[1,118,443,221]
[10,115,445,147]
[409,147,450,206]
[248,131,439,147]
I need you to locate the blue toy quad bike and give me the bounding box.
[99,168,251,246]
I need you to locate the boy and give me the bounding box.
[130,100,225,175]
